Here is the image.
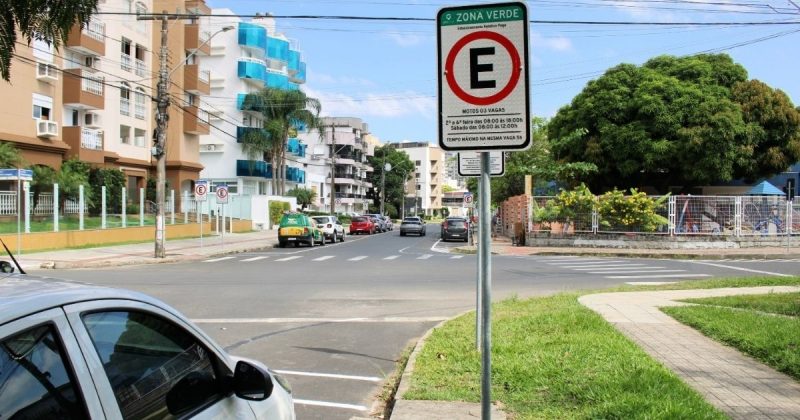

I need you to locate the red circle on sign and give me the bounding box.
[445,31,521,106]
[216,188,227,198]
[196,185,206,195]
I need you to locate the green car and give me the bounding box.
[278,213,325,247]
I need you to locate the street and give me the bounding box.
[35,225,800,419]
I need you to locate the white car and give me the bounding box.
[312,215,346,242]
[0,270,295,419]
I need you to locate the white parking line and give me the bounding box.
[274,369,381,382]
[549,260,625,266]
[313,256,335,261]
[605,273,712,279]
[293,399,367,411]
[384,255,400,260]
[690,261,793,277]
[203,256,236,262]
[275,256,303,262]
[241,256,268,262]
[588,269,685,274]
[570,264,650,270]
[417,254,433,260]
[348,256,368,261]
[450,255,464,259]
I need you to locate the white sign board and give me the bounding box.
[458,151,505,177]
[437,2,530,151]
[194,179,208,202]
[215,184,229,204]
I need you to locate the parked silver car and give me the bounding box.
[382,216,394,231]
[312,215,346,242]
[366,214,388,232]
[0,270,295,419]
[399,216,426,236]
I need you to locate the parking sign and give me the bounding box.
[215,184,229,204]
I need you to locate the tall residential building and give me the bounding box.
[0,1,155,196]
[391,142,445,216]
[299,117,374,214]
[199,11,308,196]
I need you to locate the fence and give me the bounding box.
[523,195,799,238]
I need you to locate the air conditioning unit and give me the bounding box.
[36,120,58,138]
[84,56,100,71]
[36,63,58,83]
[84,112,102,128]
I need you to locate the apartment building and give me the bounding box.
[391,142,445,216]
[199,11,308,197]
[298,117,374,214]
[0,0,155,195]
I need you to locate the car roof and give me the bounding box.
[0,273,168,326]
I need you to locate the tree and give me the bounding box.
[56,159,91,212]
[367,145,414,218]
[241,88,322,196]
[287,187,316,210]
[548,54,800,193]
[89,168,125,214]
[1,0,99,81]
[0,141,23,167]
[28,164,54,210]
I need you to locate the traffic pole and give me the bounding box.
[479,152,492,419]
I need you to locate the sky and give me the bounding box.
[205,0,800,144]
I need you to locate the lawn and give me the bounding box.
[0,215,160,233]
[401,276,800,419]
[678,292,800,317]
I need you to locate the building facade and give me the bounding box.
[391,142,445,216]
[199,11,308,197]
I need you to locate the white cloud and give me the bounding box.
[306,70,376,87]
[304,86,436,119]
[385,31,425,47]
[530,32,573,52]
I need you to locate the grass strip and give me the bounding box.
[663,304,800,380]
[614,275,800,292]
[679,292,800,317]
[404,294,725,419]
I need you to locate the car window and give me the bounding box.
[0,324,89,419]
[82,311,225,419]
[352,217,367,222]
[447,220,467,227]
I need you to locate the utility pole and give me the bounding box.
[329,124,336,214]
[153,14,169,258]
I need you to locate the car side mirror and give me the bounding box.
[0,261,14,273]
[233,360,274,401]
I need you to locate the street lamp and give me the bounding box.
[380,161,391,216]
[140,14,234,258]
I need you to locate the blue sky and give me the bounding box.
[206,0,800,144]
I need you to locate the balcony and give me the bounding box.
[63,126,104,164]
[287,138,306,157]
[236,126,268,143]
[238,57,267,85]
[185,24,210,56]
[63,69,104,110]
[266,35,289,62]
[238,22,267,52]
[184,64,210,95]
[265,69,291,90]
[66,19,105,56]
[237,160,271,178]
[185,0,211,15]
[286,167,305,183]
[183,105,209,135]
[291,62,306,84]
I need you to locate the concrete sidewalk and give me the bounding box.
[580,287,800,419]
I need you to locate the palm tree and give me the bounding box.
[1,0,99,81]
[242,88,322,195]
[0,141,23,167]
[287,187,317,210]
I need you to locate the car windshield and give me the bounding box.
[402,218,420,224]
[447,220,466,227]
[352,216,368,222]
[312,217,329,224]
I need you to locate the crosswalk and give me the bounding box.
[540,256,711,281]
[202,254,466,263]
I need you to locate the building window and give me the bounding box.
[121,38,132,71]
[134,128,146,147]
[32,105,51,120]
[134,88,146,119]
[32,93,53,120]
[120,82,131,116]
[415,160,421,166]
[120,125,131,144]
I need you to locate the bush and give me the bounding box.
[597,188,669,232]
[89,168,126,215]
[269,201,290,226]
[126,204,139,214]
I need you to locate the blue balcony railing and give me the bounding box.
[291,62,306,84]
[288,49,301,74]
[237,159,272,178]
[287,138,306,157]
[265,70,290,90]
[238,58,266,82]
[286,166,305,183]
[237,126,268,143]
[266,35,289,62]
[238,22,267,52]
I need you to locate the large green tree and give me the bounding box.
[0,141,23,167]
[367,145,414,218]
[1,0,99,81]
[548,54,800,193]
[241,88,322,196]
[287,187,316,210]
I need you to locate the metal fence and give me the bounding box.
[528,195,798,237]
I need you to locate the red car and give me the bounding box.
[349,215,375,235]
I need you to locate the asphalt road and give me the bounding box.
[35,224,800,419]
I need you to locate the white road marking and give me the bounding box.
[203,256,236,262]
[624,281,678,285]
[241,256,268,262]
[348,256,368,261]
[293,399,367,411]
[417,254,433,260]
[274,370,381,382]
[605,273,712,279]
[192,316,449,324]
[549,260,625,266]
[384,255,400,260]
[588,269,685,274]
[450,255,465,259]
[313,256,335,261]
[690,261,793,277]
[275,256,303,262]
[570,264,651,270]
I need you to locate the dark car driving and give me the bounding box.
[441,217,469,242]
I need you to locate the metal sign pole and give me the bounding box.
[479,152,492,419]
[476,188,482,351]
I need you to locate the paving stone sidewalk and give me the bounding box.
[580,287,800,420]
